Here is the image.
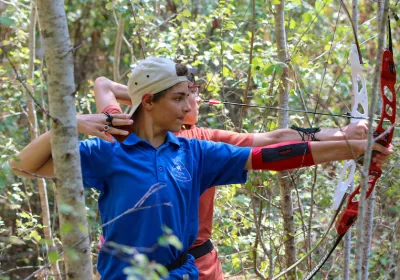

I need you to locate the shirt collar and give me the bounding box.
[122,131,180,147]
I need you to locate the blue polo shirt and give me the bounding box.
[79,132,250,279]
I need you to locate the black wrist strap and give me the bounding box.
[290,125,321,141]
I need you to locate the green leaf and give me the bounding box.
[275,64,283,74]
[162,225,173,235]
[315,0,325,11]
[222,66,232,77]
[379,257,388,266]
[264,64,276,76]
[0,17,15,26]
[105,2,114,10]
[232,44,244,53]
[155,264,169,277]
[60,222,73,233]
[133,253,149,265]
[158,236,169,247]
[30,230,42,242]
[167,235,182,250]
[21,211,31,219]
[289,19,296,29]
[182,9,191,17]
[48,250,60,264]
[302,12,313,24]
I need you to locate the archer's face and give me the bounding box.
[183,86,201,126]
[151,82,191,132]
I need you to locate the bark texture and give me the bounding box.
[361,2,386,279]
[27,2,61,278]
[355,0,389,279]
[274,1,296,279]
[36,0,93,279]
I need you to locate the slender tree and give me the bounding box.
[395,220,400,280]
[274,1,296,279]
[361,1,387,279]
[26,1,61,278]
[36,0,93,278]
[355,0,389,279]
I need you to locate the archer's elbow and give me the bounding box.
[94,77,111,94]
[9,157,30,178]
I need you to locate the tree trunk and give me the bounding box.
[394,221,400,280]
[27,2,61,279]
[274,1,296,279]
[355,0,389,279]
[361,1,387,279]
[36,1,93,279]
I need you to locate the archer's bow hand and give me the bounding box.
[371,143,394,167]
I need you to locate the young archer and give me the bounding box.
[94,68,377,279]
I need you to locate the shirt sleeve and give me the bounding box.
[192,139,251,194]
[79,138,116,192]
[103,105,123,114]
[208,129,254,146]
[102,105,134,143]
[176,127,254,146]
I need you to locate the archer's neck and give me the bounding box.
[133,113,167,149]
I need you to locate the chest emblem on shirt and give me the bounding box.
[170,160,192,182]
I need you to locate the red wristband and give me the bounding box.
[251,141,315,171]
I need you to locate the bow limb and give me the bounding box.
[335,27,397,271]
[333,44,368,210]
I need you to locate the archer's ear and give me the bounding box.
[141,93,154,111]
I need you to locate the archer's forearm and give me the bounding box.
[244,140,364,170]
[310,140,364,163]
[9,131,54,178]
[253,125,366,147]
[94,77,131,113]
[252,129,303,146]
[110,81,131,105]
[315,128,349,141]
[252,128,348,146]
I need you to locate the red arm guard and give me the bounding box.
[251,141,315,171]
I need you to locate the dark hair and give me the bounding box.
[187,72,195,83]
[151,63,189,102]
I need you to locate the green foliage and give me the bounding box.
[1,0,399,279]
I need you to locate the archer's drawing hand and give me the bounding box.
[341,120,368,140]
[77,113,133,142]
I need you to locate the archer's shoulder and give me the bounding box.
[79,137,119,156]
